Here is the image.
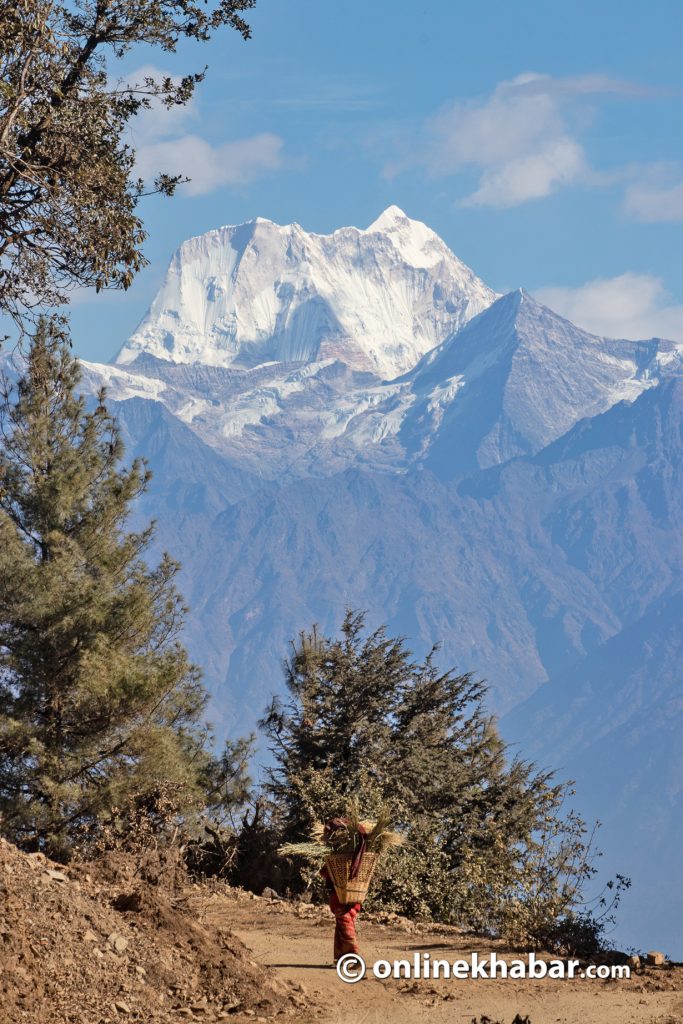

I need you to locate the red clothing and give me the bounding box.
[329,889,362,960]
[321,864,362,960]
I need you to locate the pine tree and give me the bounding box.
[0,319,209,855]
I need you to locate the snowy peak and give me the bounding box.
[361,206,459,271]
[413,285,666,398]
[366,204,407,231]
[115,209,496,380]
[409,288,524,385]
[406,289,679,473]
[96,209,683,484]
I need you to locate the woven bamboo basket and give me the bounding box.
[325,852,379,904]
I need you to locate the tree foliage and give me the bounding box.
[0,0,255,325]
[261,612,601,946]
[0,318,212,855]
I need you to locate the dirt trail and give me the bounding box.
[200,890,683,1024]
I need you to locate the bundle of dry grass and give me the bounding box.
[278,801,404,861]
[279,801,403,903]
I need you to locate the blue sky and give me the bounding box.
[71,0,683,361]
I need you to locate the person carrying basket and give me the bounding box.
[280,804,403,963]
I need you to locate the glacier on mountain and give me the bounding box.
[115,206,496,380]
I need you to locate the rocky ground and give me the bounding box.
[0,837,301,1024]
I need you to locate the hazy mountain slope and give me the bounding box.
[502,590,683,957]
[403,289,676,475]
[499,379,683,954]
[113,396,258,513]
[161,465,588,730]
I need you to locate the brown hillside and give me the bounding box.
[0,837,300,1024]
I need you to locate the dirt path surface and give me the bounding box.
[199,891,683,1024]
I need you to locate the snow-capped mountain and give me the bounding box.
[76,208,683,956]
[85,282,681,483]
[116,206,496,380]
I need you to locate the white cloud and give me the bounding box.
[428,75,569,165]
[390,72,650,208]
[125,65,285,196]
[464,138,586,208]
[535,274,683,341]
[135,133,284,196]
[503,73,660,100]
[623,181,683,223]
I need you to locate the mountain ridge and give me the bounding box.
[86,275,682,486]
